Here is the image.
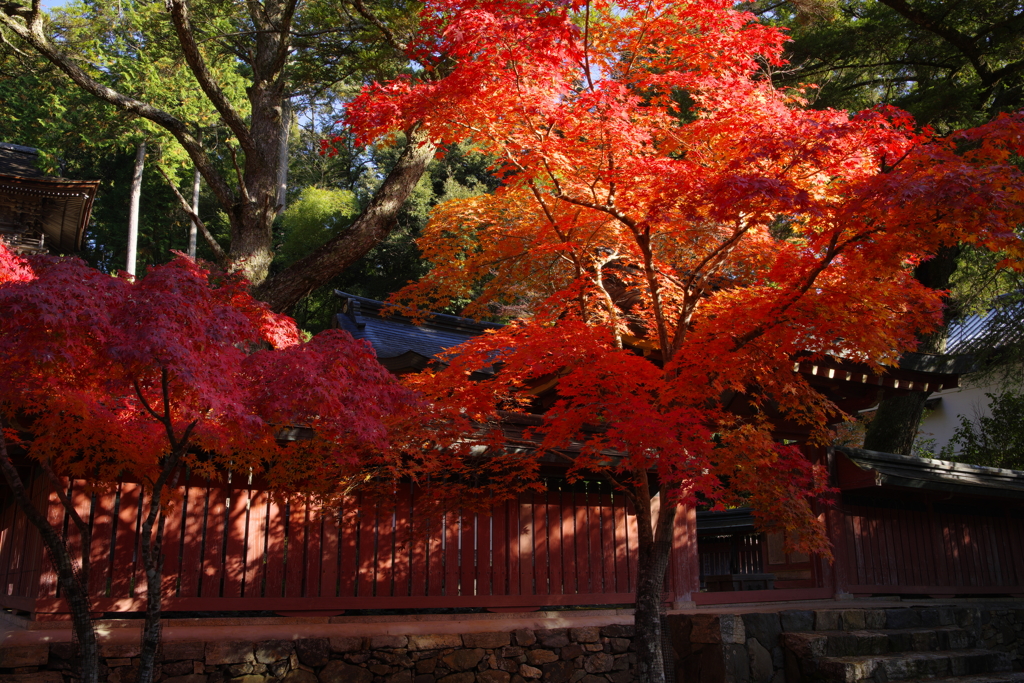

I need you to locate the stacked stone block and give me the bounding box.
[0,625,637,683]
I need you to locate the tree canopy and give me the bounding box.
[348,0,1024,680]
[0,242,412,683]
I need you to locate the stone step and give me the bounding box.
[780,606,966,633]
[782,626,977,658]
[902,673,1024,683]
[805,649,1014,683]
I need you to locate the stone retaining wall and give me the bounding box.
[0,625,637,683]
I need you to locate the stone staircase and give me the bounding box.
[782,605,1024,683]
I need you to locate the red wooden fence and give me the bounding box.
[0,472,701,617]
[834,496,1024,598]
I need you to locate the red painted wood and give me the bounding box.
[177,483,208,598]
[409,488,428,597]
[560,492,577,595]
[929,504,951,587]
[445,509,460,596]
[109,483,140,599]
[533,492,548,596]
[86,487,116,598]
[63,482,92,599]
[519,494,534,596]
[574,491,591,595]
[0,495,16,596]
[376,500,396,598]
[1004,514,1024,586]
[393,485,412,598]
[221,487,249,598]
[600,494,616,595]
[427,505,444,597]
[547,493,562,596]
[589,491,604,593]
[263,495,286,598]
[285,496,307,598]
[693,587,832,605]
[37,482,65,599]
[492,499,508,596]
[30,590,643,614]
[357,497,377,597]
[320,507,340,598]
[305,503,322,598]
[460,510,475,597]
[478,507,492,596]
[19,473,47,599]
[618,497,634,593]
[201,487,228,598]
[157,487,186,599]
[339,496,358,597]
[242,490,269,598]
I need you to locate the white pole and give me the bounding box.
[189,168,200,259]
[126,141,146,276]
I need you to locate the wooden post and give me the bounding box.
[126,141,145,276]
[669,503,698,608]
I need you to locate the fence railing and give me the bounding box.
[0,472,706,616]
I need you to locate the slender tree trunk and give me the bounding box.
[126,141,146,276]
[189,168,200,260]
[0,432,99,683]
[629,473,678,683]
[137,455,181,683]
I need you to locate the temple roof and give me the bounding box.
[333,291,502,373]
[0,142,99,254]
[835,446,1024,500]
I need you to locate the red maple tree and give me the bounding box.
[0,245,412,683]
[345,0,1024,680]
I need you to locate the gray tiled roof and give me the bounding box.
[945,299,1024,355]
[0,143,43,178]
[333,291,502,371]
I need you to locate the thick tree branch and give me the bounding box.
[253,124,437,312]
[164,0,255,155]
[0,7,237,212]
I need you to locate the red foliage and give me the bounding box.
[352,0,1024,555]
[0,244,412,494]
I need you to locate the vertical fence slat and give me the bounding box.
[177,484,208,598]
[393,485,411,598]
[613,494,629,594]
[201,487,227,598]
[263,495,286,598]
[410,487,428,597]
[478,508,492,596]
[242,491,269,598]
[339,496,358,597]
[533,493,548,596]
[561,492,577,595]
[221,487,249,598]
[600,493,616,594]
[427,503,444,597]
[356,496,377,597]
[576,491,592,594]
[19,472,46,599]
[547,493,562,596]
[86,487,116,599]
[156,488,185,599]
[626,498,639,592]
[37,482,64,599]
[376,500,395,598]
[0,497,16,598]
[519,495,534,596]
[285,497,307,598]
[305,503,322,598]
[492,499,507,597]
[505,499,518,597]
[460,511,475,597]
[445,510,460,596]
[320,506,339,598]
[110,483,141,598]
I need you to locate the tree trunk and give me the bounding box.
[864,245,960,453]
[0,432,99,683]
[137,455,180,683]
[253,125,437,312]
[126,141,146,276]
[629,473,678,683]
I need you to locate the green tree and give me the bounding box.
[941,390,1024,468]
[0,0,438,311]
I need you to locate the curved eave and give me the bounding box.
[0,174,100,252]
